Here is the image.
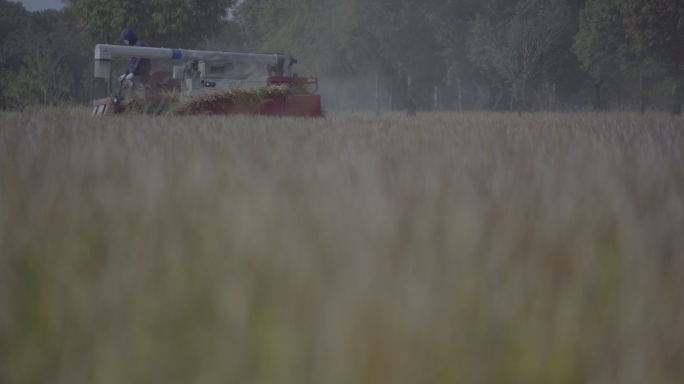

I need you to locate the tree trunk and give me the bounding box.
[617,86,622,110]
[674,79,682,115]
[494,91,503,111]
[407,67,416,117]
[389,76,394,111]
[595,79,603,110]
[673,65,682,115]
[374,57,380,115]
[520,79,526,114]
[433,85,438,111]
[457,77,462,112]
[640,69,645,115]
[512,83,521,116]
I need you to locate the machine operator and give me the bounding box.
[117,28,152,92]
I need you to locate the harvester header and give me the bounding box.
[92,44,321,117]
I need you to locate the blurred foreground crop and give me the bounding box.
[1,109,684,383]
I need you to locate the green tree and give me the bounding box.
[619,0,684,114]
[573,0,625,109]
[470,0,572,112]
[0,0,32,109]
[344,0,444,115]
[1,3,85,109]
[345,0,393,113]
[5,50,73,108]
[33,9,92,103]
[236,0,352,76]
[433,0,484,111]
[63,0,236,47]
[0,0,31,66]
[0,66,17,109]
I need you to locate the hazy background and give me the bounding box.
[1,0,683,113]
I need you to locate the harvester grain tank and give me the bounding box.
[91,44,321,117]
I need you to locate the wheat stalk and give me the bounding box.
[169,84,292,116]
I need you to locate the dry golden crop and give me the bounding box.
[121,84,293,116]
[123,90,181,115]
[1,109,683,383]
[169,84,292,115]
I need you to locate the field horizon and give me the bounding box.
[1,109,683,383]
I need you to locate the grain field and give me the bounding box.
[1,109,683,383]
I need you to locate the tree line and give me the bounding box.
[0,0,682,114]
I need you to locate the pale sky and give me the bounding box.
[16,0,239,13]
[17,0,63,12]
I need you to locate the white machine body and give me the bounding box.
[94,44,297,99]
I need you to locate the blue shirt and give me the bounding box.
[120,29,151,76]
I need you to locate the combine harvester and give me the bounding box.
[91,44,321,117]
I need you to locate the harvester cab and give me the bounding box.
[91,44,321,117]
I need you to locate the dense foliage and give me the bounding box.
[0,0,682,113]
